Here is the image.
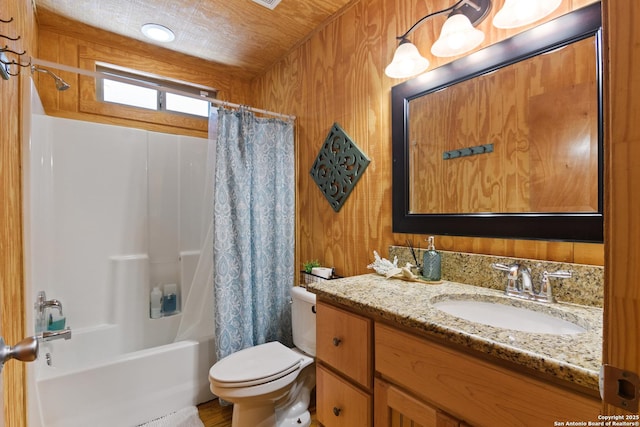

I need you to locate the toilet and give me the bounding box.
[208,286,316,427]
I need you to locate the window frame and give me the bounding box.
[96,64,216,119]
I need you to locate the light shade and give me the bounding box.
[430,14,485,58]
[493,0,562,29]
[141,23,175,42]
[385,39,430,79]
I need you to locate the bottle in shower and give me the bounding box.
[150,286,162,319]
[162,283,178,315]
[422,236,441,281]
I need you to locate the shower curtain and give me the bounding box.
[175,109,218,342]
[213,107,295,362]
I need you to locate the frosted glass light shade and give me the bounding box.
[385,40,430,79]
[141,23,175,42]
[430,14,485,58]
[493,0,562,29]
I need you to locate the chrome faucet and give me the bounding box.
[491,263,571,303]
[34,291,64,333]
[519,265,533,295]
[40,328,72,342]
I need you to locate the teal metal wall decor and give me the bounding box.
[310,123,370,212]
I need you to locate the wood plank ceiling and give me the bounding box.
[34,0,354,77]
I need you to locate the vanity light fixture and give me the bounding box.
[386,0,562,78]
[493,0,562,28]
[141,23,175,43]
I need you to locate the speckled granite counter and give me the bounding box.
[307,273,602,391]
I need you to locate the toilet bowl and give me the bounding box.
[208,286,316,427]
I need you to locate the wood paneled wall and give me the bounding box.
[5,0,639,423]
[251,0,602,282]
[1,1,36,425]
[35,9,255,138]
[603,0,640,415]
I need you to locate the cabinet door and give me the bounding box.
[375,378,463,427]
[317,365,371,427]
[316,302,372,389]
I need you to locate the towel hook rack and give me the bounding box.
[1,45,26,56]
[0,33,20,42]
[1,16,29,80]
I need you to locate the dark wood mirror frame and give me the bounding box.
[391,2,603,242]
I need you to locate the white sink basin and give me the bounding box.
[432,298,586,335]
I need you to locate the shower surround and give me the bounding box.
[25,113,214,427]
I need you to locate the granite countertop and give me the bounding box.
[307,273,603,391]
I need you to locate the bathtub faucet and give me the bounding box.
[40,327,72,342]
[35,291,64,333]
[35,291,63,315]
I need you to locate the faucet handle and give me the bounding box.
[491,263,514,272]
[545,270,572,279]
[492,263,520,278]
[492,263,521,295]
[540,270,572,302]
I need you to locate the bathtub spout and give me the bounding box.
[35,291,63,315]
[40,327,72,342]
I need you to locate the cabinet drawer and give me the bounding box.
[317,302,372,389]
[375,323,601,427]
[317,364,371,427]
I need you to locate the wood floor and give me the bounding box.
[197,398,319,427]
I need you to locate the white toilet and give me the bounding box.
[208,286,316,427]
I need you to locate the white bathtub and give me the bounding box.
[34,324,215,427]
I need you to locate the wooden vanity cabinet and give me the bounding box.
[375,323,602,427]
[316,299,601,426]
[316,301,373,426]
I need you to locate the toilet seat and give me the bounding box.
[209,342,302,388]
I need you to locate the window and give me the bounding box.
[96,65,215,118]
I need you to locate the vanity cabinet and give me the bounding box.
[316,301,372,426]
[316,298,602,427]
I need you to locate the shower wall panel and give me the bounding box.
[29,115,207,333]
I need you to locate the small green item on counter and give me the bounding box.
[303,259,321,273]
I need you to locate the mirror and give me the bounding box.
[392,3,603,242]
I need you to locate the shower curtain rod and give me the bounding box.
[31,58,296,121]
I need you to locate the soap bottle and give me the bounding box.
[422,236,441,281]
[150,286,162,319]
[162,283,178,316]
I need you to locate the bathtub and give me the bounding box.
[34,323,215,427]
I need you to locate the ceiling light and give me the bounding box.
[493,0,561,29]
[141,23,175,43]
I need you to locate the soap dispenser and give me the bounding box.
[422,236,441,281]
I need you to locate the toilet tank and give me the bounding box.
[291,286,316,356]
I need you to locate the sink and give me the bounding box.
[432,297,586,335]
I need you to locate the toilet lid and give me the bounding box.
[209,341,302,387]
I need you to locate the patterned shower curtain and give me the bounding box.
[213,107,295,362]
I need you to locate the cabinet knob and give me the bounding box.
[333,407,342,416]
[332,337,342,346]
